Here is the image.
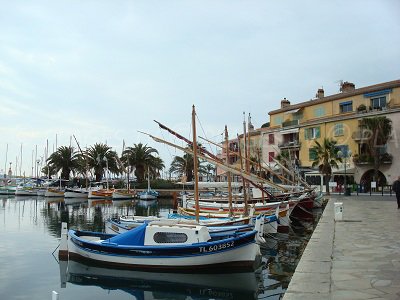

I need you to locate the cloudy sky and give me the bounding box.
[1,0,399,176]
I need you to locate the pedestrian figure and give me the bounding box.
[392,176,400,209]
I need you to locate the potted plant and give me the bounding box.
[357,104,367,113]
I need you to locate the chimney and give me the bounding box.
[281,98,290,108]
[316,88,324,99]
[340,81,355,93]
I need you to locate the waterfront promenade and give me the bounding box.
[283,195,400,300]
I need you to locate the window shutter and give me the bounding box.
[316,127,321,138]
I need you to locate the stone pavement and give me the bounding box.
[282,195,400,300]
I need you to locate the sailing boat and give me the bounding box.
[138,166,159,200]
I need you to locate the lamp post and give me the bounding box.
[338,149,352,195]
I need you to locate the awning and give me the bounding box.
[339,101,352,106]
[364,89,392,98]
[280,128,299,135]
[284,108,301,114]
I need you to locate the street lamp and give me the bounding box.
[338,149,352,195]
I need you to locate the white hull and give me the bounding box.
[112,191,135,200]
[15,189,37,196]
[0,187,17,195]
[139,193,157,200]
[64,189,88,198]
[36,189,46,196]
[66,236,260,268]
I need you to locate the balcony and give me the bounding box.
[282,120,299,127]
[352,153,392,166]
[352,130,371,142]
[278,140,301,149]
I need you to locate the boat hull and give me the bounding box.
[65,230,261,271]
[88,189,113,199]
[64,188,89,198]
[112,190,135,200]
[45,188,65,197]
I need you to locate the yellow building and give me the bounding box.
[268,79,400,188]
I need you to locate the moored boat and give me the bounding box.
[112,189,136,200]
[64,187,89,198]
[88,188,113,199]
[45,187,65,197]
[59,215,265,271]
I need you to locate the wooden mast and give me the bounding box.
[224,125,233,218]
[192,105,200,223]
[242,113,249,216]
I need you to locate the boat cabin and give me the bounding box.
[144,222,211,245]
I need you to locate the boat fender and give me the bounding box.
[249,205,255,217]
[58,222,69,260]
[254,214,266,244]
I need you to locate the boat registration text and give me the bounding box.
[199,241,234,253]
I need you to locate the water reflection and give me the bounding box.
[59,260,262,300]
[0,195,324,300]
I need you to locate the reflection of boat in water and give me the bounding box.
[137,199,157,207]
[59,260,261,299]
[45,197,64,205]
[88,198,112,207]
[64,198,88,206]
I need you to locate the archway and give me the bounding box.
[360,169,387,192]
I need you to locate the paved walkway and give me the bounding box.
[283,195,400,300]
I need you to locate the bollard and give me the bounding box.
[52,291,59,300]
[334,202,343,221]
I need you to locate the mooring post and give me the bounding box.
[52,291,59,300]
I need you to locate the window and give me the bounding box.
[314,107,325,118]
[268,152,275,162]
[274,116,283,126]
[153,232,188,243]
[268,134,274,144]
[334,123,344,136]
[340,101,353,113]
[371,96,386,109]
[292,112,303,121]
[309,148,317,161]
[304,127,320,140]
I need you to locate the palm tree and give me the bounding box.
[121,143,159,182]
[311,138,342,195]
[86,143,120,182]
[361,116,392,182]
[46,146,81,180]
[169,150,208,182]
[148,156,165,179]
[41,164,58,178]
[205,164,215,181]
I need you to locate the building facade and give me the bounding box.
[267,79,400,190]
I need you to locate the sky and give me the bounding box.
[0,0,399,177]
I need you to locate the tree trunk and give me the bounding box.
[325,174,331,195]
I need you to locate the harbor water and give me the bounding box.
[0,195,324,300]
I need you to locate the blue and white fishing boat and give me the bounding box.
[59,215,265,271]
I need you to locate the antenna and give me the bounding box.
[335,80,343,92]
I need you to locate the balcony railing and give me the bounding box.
[282,120,299,127]
[353,153,393,165]
[278,140,301,149]
[352,130,371,142]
